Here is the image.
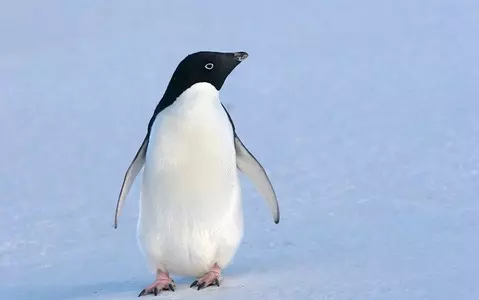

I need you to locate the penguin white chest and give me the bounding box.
[137,82,243,276]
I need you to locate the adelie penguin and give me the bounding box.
[113,51,280,296]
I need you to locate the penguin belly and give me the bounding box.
[137,83,244,276]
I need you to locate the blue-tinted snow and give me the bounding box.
[1,0,478,299]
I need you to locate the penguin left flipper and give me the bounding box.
[114,135,149,228]
[234,134,280,224]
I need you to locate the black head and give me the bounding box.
[163,51,248,98]
[147,51,248,133]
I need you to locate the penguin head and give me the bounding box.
[164,51,248,96]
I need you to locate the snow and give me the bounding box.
[1,0,478,299]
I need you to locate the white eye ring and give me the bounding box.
[205,63,214,70]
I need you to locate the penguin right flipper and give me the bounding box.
[114,135,148,228]
[234,134,280,224]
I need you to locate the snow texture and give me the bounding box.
[1,0,478,299]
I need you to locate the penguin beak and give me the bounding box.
[233,52,248,62]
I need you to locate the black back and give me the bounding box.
[146,51,248,134]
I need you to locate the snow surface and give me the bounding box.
[1,0,479,299]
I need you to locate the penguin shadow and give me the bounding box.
[4,275,242,300]
[3,252,294,300]
[3,280,145,300]
[3,262,290,300]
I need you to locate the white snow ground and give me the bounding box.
[1,0,478,299]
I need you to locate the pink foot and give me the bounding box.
[138,271,175,297]
[190,263,222,290]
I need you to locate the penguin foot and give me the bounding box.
[138,271,175,297]
[190,263,221,290]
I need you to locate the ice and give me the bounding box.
[1,0,478,299]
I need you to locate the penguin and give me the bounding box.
[113,51,280,296]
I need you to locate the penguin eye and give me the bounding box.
[205,63,214,70]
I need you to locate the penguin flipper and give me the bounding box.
[114,135,148,228]
[234,134,280,224]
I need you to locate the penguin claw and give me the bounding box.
[190,263,222,291]
[138,273,175,297]
[197,282,206,290]
[190,280,198,288]
[138,289,147,297]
